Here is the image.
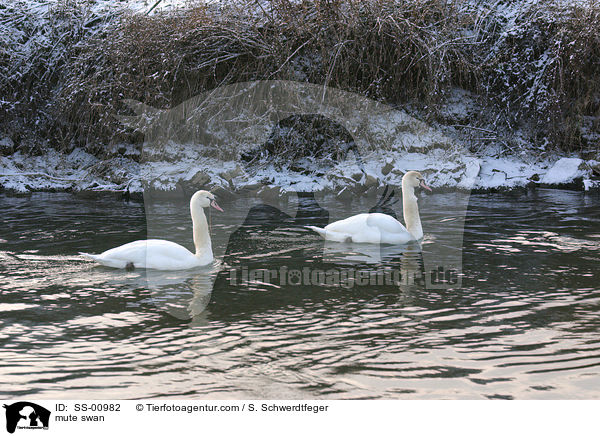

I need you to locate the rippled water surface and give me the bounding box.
[1,189,599,399]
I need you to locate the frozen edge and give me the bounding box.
[1,147,598,195]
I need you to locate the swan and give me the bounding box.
[307,171,431,244]
[81,190,223,270]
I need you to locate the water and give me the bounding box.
[1,189,599,399]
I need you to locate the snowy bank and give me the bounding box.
[2,144,598,196]
[2,69,599,196]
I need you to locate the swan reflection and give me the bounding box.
[141,263,219,320]
[77,262,218,320]
[320,239,426,296]
[322,240,419,265]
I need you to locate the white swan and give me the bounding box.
[81,190,223,270]
[307,171,431,244]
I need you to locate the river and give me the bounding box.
[1,188,599,399]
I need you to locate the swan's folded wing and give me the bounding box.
[306,226,352,243]
[82,240,196,269]
[325,230,354,243]
[80,252,101,262]
[365,213,408,234]
[80,251,129,268]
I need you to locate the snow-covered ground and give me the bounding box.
[2,81,598,195]
[2,2,598,196]
[1,140,598,195]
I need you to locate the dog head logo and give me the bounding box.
[118,80,477,318]
[3,402,50,434]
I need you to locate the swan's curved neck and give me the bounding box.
[402,181,423,240]
[191,205,212,257]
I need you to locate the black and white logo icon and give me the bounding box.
[3,402,50,434]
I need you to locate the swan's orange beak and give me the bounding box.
[211,200,224,212]
[420,180,432,192]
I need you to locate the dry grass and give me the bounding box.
[1,0,599,155]
[478,0,600,150]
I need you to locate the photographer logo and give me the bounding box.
[3,402,50,434]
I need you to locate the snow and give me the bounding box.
[85,0,203,15]
[2,1,599,195]
[476,155,544,189]
[0,149,97,193]
[540,157,585,185]
[1,100,598,194]
[0,136,14,154]
[439,88,478,124]
[2,142,598,195]
[583,179,600,191]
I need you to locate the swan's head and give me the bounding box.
[191,190,224,212]
[403,171,432,192]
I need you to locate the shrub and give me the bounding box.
[1,0,599,154]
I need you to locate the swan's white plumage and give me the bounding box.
[307,213,414,244]
[80,239,212,270]
[81,190,221,270]
[308,171,431,244]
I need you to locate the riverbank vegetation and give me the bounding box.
[1,0,599,158]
